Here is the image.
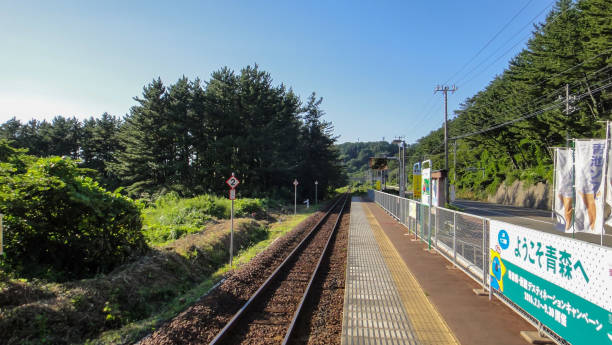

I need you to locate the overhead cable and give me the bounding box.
[450,79,612,140]
[442,0,539,85]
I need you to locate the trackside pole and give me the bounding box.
[225,173,240,267]
[230,198,234,266]
[293,179,299,216]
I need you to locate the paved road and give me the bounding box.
[452,199,612,247]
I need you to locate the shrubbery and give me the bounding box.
[0,141,146,279]
[142,192,267,245]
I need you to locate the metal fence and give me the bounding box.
[367,189,567,345]
[369,189,488,287]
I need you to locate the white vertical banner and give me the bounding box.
[554,148,574,232]
[606,121,612,227]
[421,167,431,205]
[574,139,606,234]
[432,178,439,207]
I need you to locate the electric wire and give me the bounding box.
[453,61,612,121]
[442,0,539,85]
[454,1,562,87]
[450,78,612,140]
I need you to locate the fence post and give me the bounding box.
[482,218,487,288]
[453,212,457,265]
[435,207,439,248]
[414,204,423,240]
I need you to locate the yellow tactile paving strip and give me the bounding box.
[362,201,461,345]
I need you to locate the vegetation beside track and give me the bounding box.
[0,181,326,345]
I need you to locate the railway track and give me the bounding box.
[208,193,350,345]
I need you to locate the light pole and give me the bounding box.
[392,138,406,198]
[315,180,318,205]
[435,85,457,206]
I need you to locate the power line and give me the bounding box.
[455,1,560,86]
[442,0,539,85]
[453,58,612,119]
[453,65,612,130]
[450,78,612,140]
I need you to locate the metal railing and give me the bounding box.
[369,189,488,287]
[367,189,567,345]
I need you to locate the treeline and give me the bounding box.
[337,141,397,179]
[0,65,345,200]
[405,0,612,195]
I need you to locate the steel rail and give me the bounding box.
[281,191,349,344]
[208,193,349,345]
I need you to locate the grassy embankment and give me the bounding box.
[0,193,325,345]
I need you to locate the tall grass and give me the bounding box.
[142,192,268,246]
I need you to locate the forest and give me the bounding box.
[0,66,346,343]
[342,0,612,198]
[0,64,348,278]
[0,65,345,201]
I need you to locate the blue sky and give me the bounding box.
[0,0,555,144]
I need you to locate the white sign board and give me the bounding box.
[421,167,431,205]
[229,189,236,200]
[489,220,612,344]
[408,202,416,219]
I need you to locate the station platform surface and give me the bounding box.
[342,198,534,345]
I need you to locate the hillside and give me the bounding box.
[336,141,398,182]
[353,0,612,199]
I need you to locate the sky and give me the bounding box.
[0,0,556,144]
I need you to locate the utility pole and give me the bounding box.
[562,83,578,146]
[453,140,457,183]
[393,137,406,198]
[560,83,578,237]
[435,84,457,205]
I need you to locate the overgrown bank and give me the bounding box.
[0,201,325,345]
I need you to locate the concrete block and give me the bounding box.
[520,331,554,344]
[472,288,488,296]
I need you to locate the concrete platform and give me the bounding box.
[364,198,537,345]
[342,199,459,345]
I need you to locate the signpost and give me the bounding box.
[413,162,421,199]
[226,173,240,266]
[315,180,318,205]
[293,179,299,215]
[422,160,432,250]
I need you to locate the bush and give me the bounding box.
[0,142,147,279]
[142,193,267,245]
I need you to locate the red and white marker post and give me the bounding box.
[226,173,240,266]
